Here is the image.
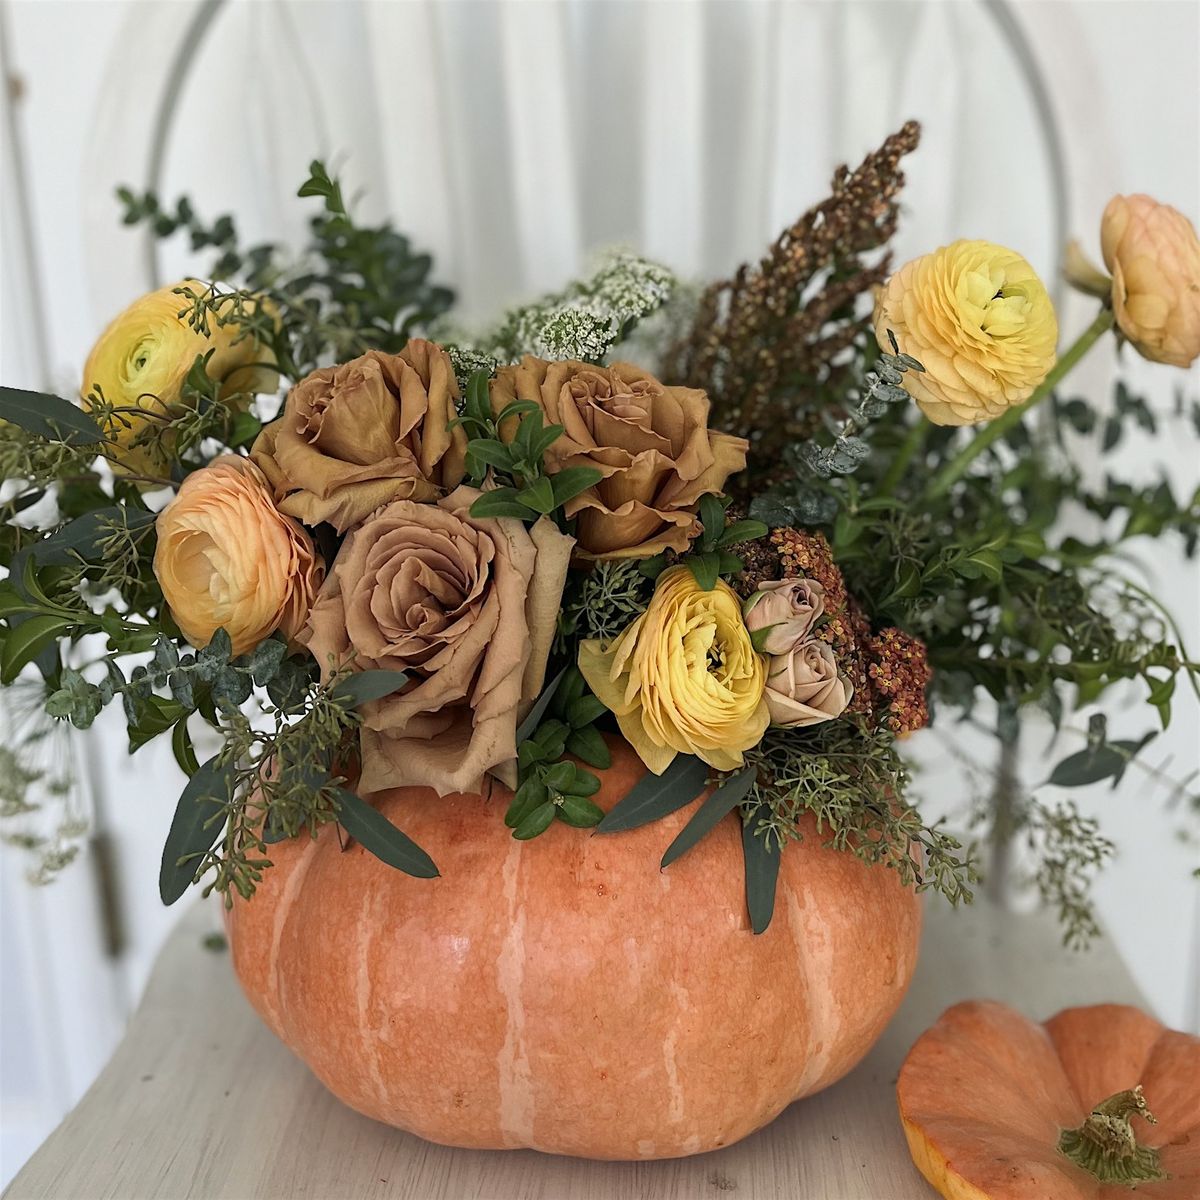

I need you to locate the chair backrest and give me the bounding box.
[82,0,1070,322]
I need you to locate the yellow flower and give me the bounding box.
[578,566,768,774]
[873,240,1057,426]
[154,456,322,657]
[82,282,276,478]
[1101,194,1200,368]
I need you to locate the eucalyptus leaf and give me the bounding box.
[661,766,756,869]
[742,805,780,934]
[0,385,105,444]
[329,669,410,708]
[335,787,438,877]
[595,754,708,833]
[159,755,235,904]
[514,667,566,743]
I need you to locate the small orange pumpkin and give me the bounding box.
[898,1000,1200,1199]
[227,739,921,1159]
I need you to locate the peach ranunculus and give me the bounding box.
[873,240,1058,427]
[743,578,826,656]
[252,340,468,534]
[577,566,768,774]
[83,281,277,478]
[1101,194,1200,368]
[301,486,573,796]
[765,639,853,728]
[154,456,323,657]
[489,358,748,559]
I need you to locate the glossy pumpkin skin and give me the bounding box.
[227,739,921,1160]
[898,1001,1200,1199]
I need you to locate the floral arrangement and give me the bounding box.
[2,123,1197,940]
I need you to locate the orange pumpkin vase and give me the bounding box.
[226,739,922,1160]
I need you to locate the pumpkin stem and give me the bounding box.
[1057,1085,1170,1186]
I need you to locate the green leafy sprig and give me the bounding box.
[505,667,610,838]
[639,495,767,591]
[453,370,603,524]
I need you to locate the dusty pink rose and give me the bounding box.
[743,578,826,655]
[765,639,853,728]
[302,486,572,796]
[1101,194,1200,367]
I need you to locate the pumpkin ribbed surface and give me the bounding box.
[227,739,921,1159]
[898,1001,1200,1199]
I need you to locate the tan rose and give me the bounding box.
[743,578,826,656]
[154,456,323,657]
[764,639,853,728]
[490,357,748,559]
[1101,194,1200,367]
[302,486,573,796]
[252,340,468,533]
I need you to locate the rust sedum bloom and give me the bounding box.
[490,357,748,559]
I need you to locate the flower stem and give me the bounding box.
[877,418,929,497]
[926,305,1116,501]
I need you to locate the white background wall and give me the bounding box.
[1,0,1198,1186]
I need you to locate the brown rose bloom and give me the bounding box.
[764,639,853,728]
[490,357,748,558]
[252,340,467,533]
[302,486,573,796]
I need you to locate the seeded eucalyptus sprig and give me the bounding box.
[453,370,603,524]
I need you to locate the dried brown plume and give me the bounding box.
[665,120,921,468]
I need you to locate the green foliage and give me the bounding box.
[454,369,603,525]
[594,753,709,833]
[736,720,978,905]
[637,495,766,591]
[118,159,454,385]
[505,667,608,839]
[742,804,782,934]
[557,559,653,649]
[791,335,924,481]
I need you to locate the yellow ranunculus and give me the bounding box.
[578,566,768,774]
[81,282,276,478]
[873,240,1057,426]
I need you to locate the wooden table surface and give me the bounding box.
[6,895,1145,1200]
